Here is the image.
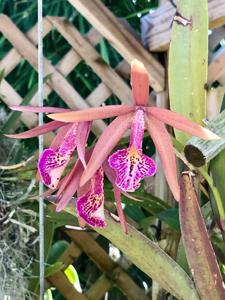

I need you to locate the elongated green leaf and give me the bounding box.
[169,0,208,144]
[210,148,225,230]
[45,262,64,277]
[179,172,225,299]
[63,205,199,299]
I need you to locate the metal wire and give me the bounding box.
[37,0,45,298]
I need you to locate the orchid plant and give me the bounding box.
[7,59,219,232]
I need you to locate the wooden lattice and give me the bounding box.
[47,230,150,300]
[0,0,165,138]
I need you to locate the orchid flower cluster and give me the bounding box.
[7,60,219,232]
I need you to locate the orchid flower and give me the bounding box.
[48,60,219,202]
[6,106,129,232]
[6,106,91,191]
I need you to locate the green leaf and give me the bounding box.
[45,262,64,277]
[47,240,70,265]
[46,208,79,228]
[210,148,225,230]
[169,0,208,144]
[99,38,110,64]
[157,208,180,232]
[62,205,199,299]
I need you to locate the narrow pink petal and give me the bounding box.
[48,105,134,122]
[131,59,149,106]
[80,113,134,186]
[76,122,91,169]
[103,160,116,183]
[113,186,128,234]
[50,124,73,149]
[147,107,220,140]
[10,105,71,113]
[56,160,83,212]
[5,121,65,139]
[145,114,180,201]
[56,150,93,212]
[129,108,145,149]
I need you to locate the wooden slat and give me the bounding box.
[0,79,37,128]
[0,14,106,136]
[0,18,52,76]
[67,0,165,92]
[208,46,225,85]
[143,0,225,52]
[47,271,86,300]
[59,242,82,267]
[85,275,112,300]
[47,17,132,104]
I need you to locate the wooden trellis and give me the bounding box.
[47,230,150,300]
[0,0,164,137]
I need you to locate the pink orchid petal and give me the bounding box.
[50,123,73,149]
[10,105,71,113]
[5,121,65,139]
[56,159,83,212]
[76,122,91,169]
[103,160,116,183]
[56,150,93,212]
[113,186,128,234]
[108,147,157,192]
[145,114,180,202]
[129,108,145,149]
[131,59,149,106]
[76,167,106,228]
[146,107,220,140]
[80,113,134,186]
[48,105,134,122]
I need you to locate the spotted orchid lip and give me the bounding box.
[76,167,106,228]
[108,108,157,193]
[38,123,78,189]
[108,147,157,192]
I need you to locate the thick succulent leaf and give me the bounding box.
[80,113,134,186]
[145,114,180,201]
[62,204,199,300]
[168,0,208,144]
[5,121,65,139]
[131,59,149,106]
[48,105,134,122]
[147,107,220,140]
[180,172,225,299]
